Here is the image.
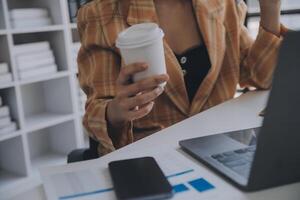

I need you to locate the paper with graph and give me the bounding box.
[41,150,235,200]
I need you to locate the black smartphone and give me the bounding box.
[109,157,173,200]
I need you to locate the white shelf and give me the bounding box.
[19,71,69,85]
[0,81,15,89]
[21,77,74,122]
[13,30,69,72]
[0,136,28,194]
[0,171,27,189]
[24,113,73,132]
[0,130,21,142]
[31,153,66,175]
[27,121,78,175]
[0,0,87,196]
[6,0,64,27]
[10,25,64,35]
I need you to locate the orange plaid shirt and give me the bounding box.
[77,0,287,155]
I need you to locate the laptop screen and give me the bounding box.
[224,127,260,146]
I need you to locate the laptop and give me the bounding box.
[179,31,300,191]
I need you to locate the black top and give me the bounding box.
[175,45,211,102]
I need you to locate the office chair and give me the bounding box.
[67,137,99,163]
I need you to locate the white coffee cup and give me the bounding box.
[116,23,167,86]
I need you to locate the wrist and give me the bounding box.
[260,19,280,37]
[106,101,127,129]
[106,101,131,143]
[260,5,281,36]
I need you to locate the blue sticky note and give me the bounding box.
[173,184,189,193]
[188,178,215,192]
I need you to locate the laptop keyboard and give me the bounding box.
[211,146,256,178]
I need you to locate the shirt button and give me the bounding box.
[182,69,187,76]
[180,56,187,64]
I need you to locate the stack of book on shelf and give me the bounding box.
[0,62,13,84]
[10,8,52,29]
[14,41,58,80]
[0,96,17,136]
[72,42,80,72]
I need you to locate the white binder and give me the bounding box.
[16,56,55,72]
[14,41,50,55]
[16,50,54,63]
[18,64,57,80]
[10,8,49,20]
[11,17,52,29]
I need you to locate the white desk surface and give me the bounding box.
[23,91,300,200]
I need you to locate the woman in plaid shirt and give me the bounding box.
[77,0,286,155]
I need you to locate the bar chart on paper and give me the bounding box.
[41,151,221,200]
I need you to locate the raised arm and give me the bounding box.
[237,0,288,89]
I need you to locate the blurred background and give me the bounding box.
[246,0,300,38]
[0,0,299,199]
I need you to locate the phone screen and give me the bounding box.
[109,157,173,200]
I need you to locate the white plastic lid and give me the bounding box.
[116,23,164,49]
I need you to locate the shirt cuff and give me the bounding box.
[243,24,287,89]
[83,99,134,156]
[259,23,289,38]
[254,24,285,60]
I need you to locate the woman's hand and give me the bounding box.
[258,0,281,36]
[106,62,169,128]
